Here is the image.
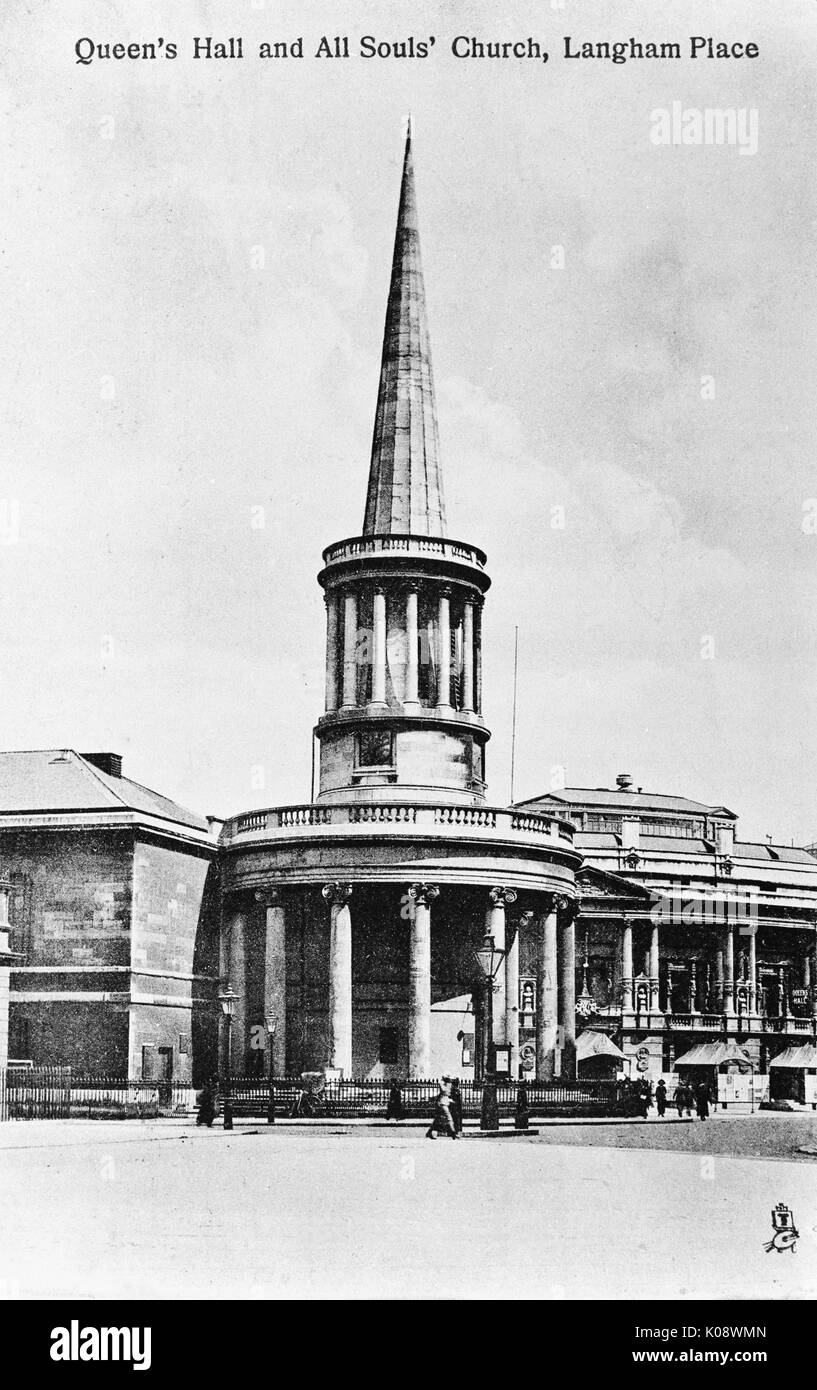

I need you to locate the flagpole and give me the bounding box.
[510,625,519,803]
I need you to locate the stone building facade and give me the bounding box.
[517,776,817,1093]
[2,134,816,1093]
[0,751,219,1081]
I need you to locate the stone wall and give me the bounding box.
[129,837,216,1082]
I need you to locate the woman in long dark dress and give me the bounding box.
[695,1079,711,1120]
[655,1078,667,1117]
[386,1080,406,1121]
[450,1078,463,1134]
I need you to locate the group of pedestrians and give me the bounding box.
[630,1075,712,1120]
[425,1076,463,1139]
[675,1079,711,1120]
[387,1076,464,1137]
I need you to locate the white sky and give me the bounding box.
[1,0,815,843]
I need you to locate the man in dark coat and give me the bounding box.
[655,1078,667,1117]
[196,1076,218,1127]
[695,1079,711,1120]
[386,1080,406,1121]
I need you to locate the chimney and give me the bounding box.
[616,772,633,791]
[82,752,123,778]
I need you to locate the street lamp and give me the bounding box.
[265,1014,276,1125]
[218,985,239,1131]
[472,933,506,1131]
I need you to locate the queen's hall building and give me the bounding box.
[3,132,817,1096]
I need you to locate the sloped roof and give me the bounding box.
[576,863,655,899]
[733,842,817,866]
[0,750,209,834]
[768,1045,817,1069]
[674,1041,751,1068]
[577,1030,625,1062]
[516,788,735,816]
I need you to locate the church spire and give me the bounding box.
[363,119,447,537]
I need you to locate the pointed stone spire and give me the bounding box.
[363,119,447,537]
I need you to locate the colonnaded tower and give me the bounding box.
[218,126,582,1081]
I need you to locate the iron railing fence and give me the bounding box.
[0,1069,631,1121]
[225,1076,628,1119]
[0,1069,195,1121]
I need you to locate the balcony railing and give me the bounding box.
[322,533,487,571]
[222,801,576,849]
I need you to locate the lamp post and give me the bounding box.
[265,1014,276,1125]
[218,985,239,1131]
[473,933,506,1131]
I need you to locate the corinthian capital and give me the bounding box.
[489,886,518,908]
[408,883,440,907]
[322,882,353,907]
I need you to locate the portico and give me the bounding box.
[219,807,581,1080]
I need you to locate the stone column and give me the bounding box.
[505,911,531,1080]
[322,883,353,1075]
[404,586,419,708]
[474,602,483,714]
[226,909,248,1075]
[536,900,559,1080]
[437,589,452,710]
[557,897,577,1080]
[714,946,724,1011]
[649,921,661,1013]
[0,882,11,1069]
[723,925,736,1017]
[324,592,339,712]
[487,886,517,1048]
[341,590,358,709]
[621,917,634,1011]
[812,935,817,1020]
[370,588,387,707]
[462,600,475,713]
[407,884,438,1078]
[255,889,287,1076]
[748,927,758,1015]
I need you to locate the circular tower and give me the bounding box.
[219,126,581,1082]
[317,130,490,805]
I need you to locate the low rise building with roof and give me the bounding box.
[0,750,219,1082]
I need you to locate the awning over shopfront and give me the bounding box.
[769,1045,817,1069]
[577,1030,625,1062]
[674,1041,751,1068]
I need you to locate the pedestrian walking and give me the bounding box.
[450,1078,463,1134]
[426,1077,459,1139]
[637,1078,652,1118]
[385,1080,406,1121]
[655,1078,667,1117]
[695,1079,711,1120]
[514,1079,530,1130]
[683,1083,694,1117]
[196,1075,218,1128]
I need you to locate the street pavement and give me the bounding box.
[1,1114,816,1300]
